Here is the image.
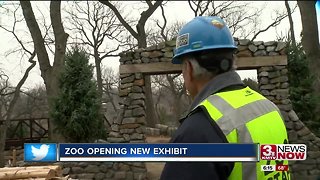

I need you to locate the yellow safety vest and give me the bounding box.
[195,86,291,180]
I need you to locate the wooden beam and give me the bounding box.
[120,62,182,75]
[119,55,287,74]
[235,55,287,70]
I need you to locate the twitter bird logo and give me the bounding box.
[31,144,50,160]
[24,143,57,162]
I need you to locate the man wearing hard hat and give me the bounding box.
[160,16,290,180]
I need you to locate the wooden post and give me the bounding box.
[12,149,16,167]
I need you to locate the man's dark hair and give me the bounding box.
[190,48,236,74]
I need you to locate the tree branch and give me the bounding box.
[250,13,288,41]
[4,51,36,123]
[20,1,51,79]
[99,1,138,39]
[156,4,168,41]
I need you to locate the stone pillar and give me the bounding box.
[107,71,146,144]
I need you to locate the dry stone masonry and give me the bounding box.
[235,38,287,57]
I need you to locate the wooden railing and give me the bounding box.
[1,118,50,150]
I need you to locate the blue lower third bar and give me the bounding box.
[58,143,259,162]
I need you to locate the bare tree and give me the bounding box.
[20,1,68,141]
[99,0,163,127]
[0,4,36,167]
[147,3,185,45]
[101,67,120,115]
[187,1,291,40]
[65,1,126,103]
[13,85,48,119]
[99,1,163,48]
[297,1,320,113]
[152,74,189,124]
[249,9,290,42]
[188,0,212,17]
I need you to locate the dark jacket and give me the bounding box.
[160,71,245,180]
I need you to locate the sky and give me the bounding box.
[0,1,303,90]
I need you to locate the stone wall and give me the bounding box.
[234,38,286,56]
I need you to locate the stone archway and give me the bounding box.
[113,38,320,180]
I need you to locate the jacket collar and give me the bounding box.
[188,70,244,113]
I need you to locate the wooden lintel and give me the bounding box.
[235,55,287,70]
[119,55,287,74]
[120,62,182,75]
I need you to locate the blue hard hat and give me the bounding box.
[172,16,237,64]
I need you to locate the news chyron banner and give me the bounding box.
[24,143,258,162]
[24,143,307,163]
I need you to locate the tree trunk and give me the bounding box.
[94,51,103,106]
[144,75,159,127]
[297,1,320,112]
[285,0,296,45]
[20,1,68,141]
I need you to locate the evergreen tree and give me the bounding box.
[50,46,106,142]
[287,42,320,136]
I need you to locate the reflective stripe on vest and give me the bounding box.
[196,87,291,180]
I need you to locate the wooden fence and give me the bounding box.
[1,118,49,150]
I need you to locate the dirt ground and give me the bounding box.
[145,136,171,180]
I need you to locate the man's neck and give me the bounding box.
[192,78,213,99]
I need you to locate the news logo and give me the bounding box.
[260,144,307,160]
[24,143,57,162]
